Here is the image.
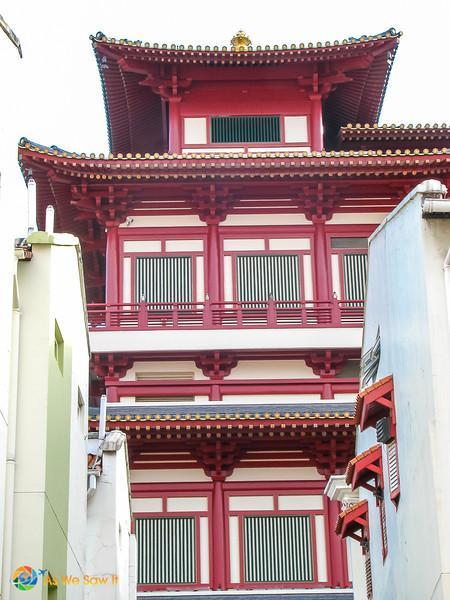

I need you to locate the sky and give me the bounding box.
[0,0,449,235]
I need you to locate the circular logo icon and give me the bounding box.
[11,566,38,591]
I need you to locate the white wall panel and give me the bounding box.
[120,215,204,227]
[331,254,342,299]
[166,239,203,252]
[223,255,233,301]
[184,117,207,144]
[284,116,309,142]
[229,516,241,583]
[224,239,265,251]
[200,517,210,584]
[228,359,317,379]
[303,254,314,300]
[167,497,208,512]
[222,214,310,226]
[328,213,386,224]
[269,238,310,250]
[229,496,274,511]
[182,147,244,153]
[196,256,205,301]
[131,497,163,513]
[222,394,322,403]
[123,240,162,253]
[248,146,311,152]
[228,467,324,481]
[278,495,323,511]
[130,469,210,483]
[123,257,131,303]
[314,515,328,582]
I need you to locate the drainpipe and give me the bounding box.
[1,292,21,600]
[444,250,450,331]
[26,177,36,235]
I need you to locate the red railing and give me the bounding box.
[87,299,364,331]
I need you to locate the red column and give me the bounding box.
[211,478,227,590]
[310,94,324,152]
[105,226,119,304]
[168,96,182,154]
[313,216,330,301]
[206,220,221,303]
[326,497,348,587]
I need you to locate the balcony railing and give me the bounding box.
[87,299,364,331]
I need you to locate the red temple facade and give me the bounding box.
[19,28,450,599]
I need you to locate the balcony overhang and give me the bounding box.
[89,326,363,354]
[345,444,383,493]
[335,499,369,543]
[355,374,395,431]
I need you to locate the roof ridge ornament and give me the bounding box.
[231,30,251,51]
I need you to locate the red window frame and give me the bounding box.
[133,490,212,592]
[119,228,207,304]
[224,486,329,589]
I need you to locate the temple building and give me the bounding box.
[18,28,450,600]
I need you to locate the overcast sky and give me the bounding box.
[1,0,449,234]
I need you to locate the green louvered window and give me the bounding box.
[236,254,301,302]
[135,257,193,303]
[243,515,313,583]
[211,115,281,143]
[136,517,196,585]
[343,253,368,301]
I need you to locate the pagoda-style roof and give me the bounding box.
[339,123,450,151]
[91,29,401,154]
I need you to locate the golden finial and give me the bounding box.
[231,30,251,50]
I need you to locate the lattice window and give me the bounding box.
[135,517,196,585]
[236,254,300,303]
[211,115,281,143]
[365,552,373,599]
[243,515,313,583]
[135,256,192,303]
[387,440,400,501]
[380,499,388,559]
[343,253,368,301]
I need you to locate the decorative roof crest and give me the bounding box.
[231,30,251,50]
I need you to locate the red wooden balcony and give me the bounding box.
[87,299,364,331]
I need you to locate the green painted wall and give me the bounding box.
[41,320,74,600]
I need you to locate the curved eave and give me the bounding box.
[340,124,450,141]
[91,29,400,64]
[18,142,450,183]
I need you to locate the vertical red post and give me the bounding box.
[326,497,348,587]
[211,478,227,589]
[168,96,182,154]
[310,93,323,152]
[313,217,330,301]
[105,382,118,403]
[207,220,221,304]
[105,226,119,304]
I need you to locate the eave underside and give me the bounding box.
[19,144,450,302]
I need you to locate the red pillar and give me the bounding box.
[105,226,119,304]
[206,220,221,303]
[168,96,182,154]
[326,497,348,587]
[310,94,323,152]
[313,216,330,301]
[211,478,227,590]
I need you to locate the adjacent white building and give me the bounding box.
[336,179,450,600]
